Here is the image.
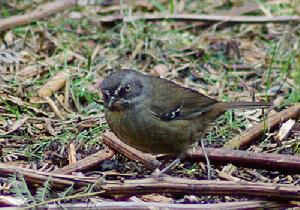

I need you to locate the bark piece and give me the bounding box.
[187,146,300,172]
[102,132,161,170]
[53,148,115,174]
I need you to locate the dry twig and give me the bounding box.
[225,104,300,149]
[102,132,161,170]
[1,162,300,200]
[103,131,300,172]
[0,162,96,189]
[0,0,77,31]
[53,148,115,174]
[101,177,300,200]
[99,14,300,24]
[26,200,298,210]
[187,146,300,172]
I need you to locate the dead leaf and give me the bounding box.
[16,65,45,78]
[0,195,26,207]
[33,123,44,130]
[150,64,169,78]
[17,51,74,78]
[275,119,296,141]
[38,70,69,98]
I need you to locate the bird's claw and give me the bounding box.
[150,168,169,180]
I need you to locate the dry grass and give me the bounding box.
[0,0,299,207]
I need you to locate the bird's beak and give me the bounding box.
[108,96,117,109]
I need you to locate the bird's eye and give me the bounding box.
[125,84,131,92]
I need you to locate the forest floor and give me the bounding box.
[0,0,300,208]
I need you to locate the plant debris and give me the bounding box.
[0,0,299,208]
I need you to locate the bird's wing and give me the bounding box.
[149,78,218,121]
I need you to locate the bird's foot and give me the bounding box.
[150,168,169,180]
[151,156,183,179]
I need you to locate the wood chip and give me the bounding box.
[68,142,77,165]
[140,194,173,203]
[275,119,296,141]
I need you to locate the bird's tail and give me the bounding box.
[223,101,272,110]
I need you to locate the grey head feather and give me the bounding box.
[100,69,150,110]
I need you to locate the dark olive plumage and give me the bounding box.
[100,69,270,155]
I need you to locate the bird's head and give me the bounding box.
[100,69,146,111]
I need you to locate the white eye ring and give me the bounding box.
[125,85,131,91]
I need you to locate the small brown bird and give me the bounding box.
[100,69,270,173]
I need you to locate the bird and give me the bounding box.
[100,69,270,174]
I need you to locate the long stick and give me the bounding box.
[102,132,161,170]
[53,148,115,174]
[99,14,300,23]
[225,104,300,149]
[101,176,300,200]
[186,146,300,172]
[0,162,300,200]
[0,0,77,31]
[32,200,297,210]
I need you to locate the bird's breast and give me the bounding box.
[105,108,207,155]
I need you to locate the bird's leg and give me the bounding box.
[199,138,211,180]
[159,157,182,174]
[151,153,186,178]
